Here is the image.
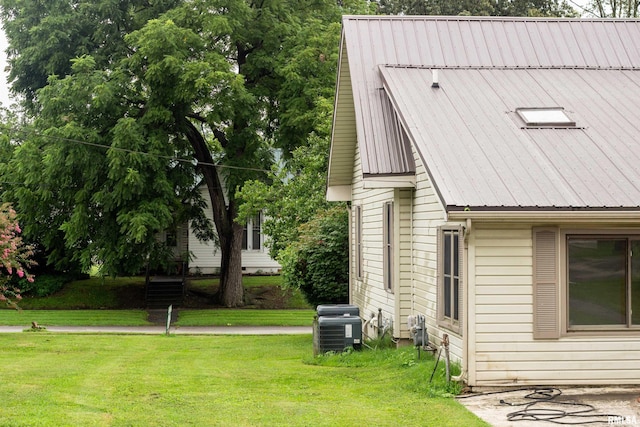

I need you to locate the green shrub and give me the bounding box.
[279,206,348,307]
[19,274,69,297]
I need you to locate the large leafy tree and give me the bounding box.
[0,0,364,307]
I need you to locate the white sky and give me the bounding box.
[0,29,12,108]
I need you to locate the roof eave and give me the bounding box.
[448,209,640,223]
[327,28,357,191]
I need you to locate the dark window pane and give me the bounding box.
[568,238,626,326]
[444,233,451,275]
[453,278,459,321]
[252,214,261,250]
[242,223,248,250]
[444,276,451,318]
[453,233,459,277]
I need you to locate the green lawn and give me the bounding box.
[17,277,146,310]
[176,308,315,326]
[0,309,153,326]
[0,308,314,327]
[0,334,488,426]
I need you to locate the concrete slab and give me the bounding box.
[458,386,640,426]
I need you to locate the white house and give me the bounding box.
[327,15,640,387]
[167,186,281,275]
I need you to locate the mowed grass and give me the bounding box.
[17,277,146,310]
[0,309,153,326]
[0,334,488,427]
[0,308,314,327]
[175,309,314,326]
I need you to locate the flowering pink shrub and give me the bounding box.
[0,203,35,307]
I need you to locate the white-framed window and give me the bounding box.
[242,213,262,251]
[355,205,363,280]
[438,227,463,334]
[383,201,393,292]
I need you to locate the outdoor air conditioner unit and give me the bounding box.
[313,304,362,355]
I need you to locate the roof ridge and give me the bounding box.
[342,15,640,23]
[380,64,640,70]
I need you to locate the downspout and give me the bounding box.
[411,191,415,315]
[461,218,472,383]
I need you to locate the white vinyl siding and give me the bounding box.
[187,188,280,274]
[470,224,640,386]
[409,147,464,358]
[350,143,396,328]
[351,139,466,350]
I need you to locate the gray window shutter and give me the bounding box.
[436,226,443,321]
[457,225,464,335]
[532,227,560,339]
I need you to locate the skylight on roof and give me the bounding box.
[517,108,576,127]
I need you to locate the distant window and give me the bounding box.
[166,229,177,247]
[517,107,576,127]
[242,213,262,251]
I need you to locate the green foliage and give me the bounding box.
[280,206,349,307]
[0,0,373,306]
[238,134,334,259]
[18,274,68,297]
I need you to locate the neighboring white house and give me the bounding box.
[168,186,281,275]
[327,15,640,387]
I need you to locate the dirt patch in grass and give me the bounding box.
[116,285,147,309]
[183,283,306,309]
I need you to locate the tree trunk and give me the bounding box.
[217,220,244,307]
[184,119,244,307]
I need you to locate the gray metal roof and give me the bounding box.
[328,16,640,208]
[380,66,640,209]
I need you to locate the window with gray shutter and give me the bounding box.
[532,227,560,339]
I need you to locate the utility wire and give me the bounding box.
[6,128,272,174]
[567,0,602,17]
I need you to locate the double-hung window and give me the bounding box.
[383,202,393,292]
[242,213,262,251]
[439,227,462,334]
